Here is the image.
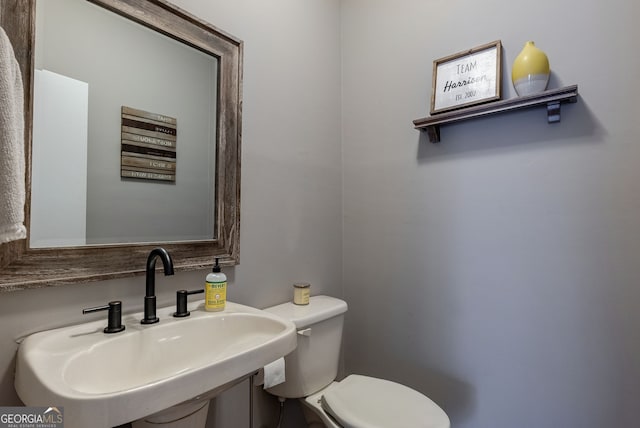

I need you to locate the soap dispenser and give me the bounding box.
[205,258,227,311]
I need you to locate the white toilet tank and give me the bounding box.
[264,295,348,398]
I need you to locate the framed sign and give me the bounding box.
[121,106,177,182]
[430,40,502,114]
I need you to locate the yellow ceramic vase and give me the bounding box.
[511,41,550,96]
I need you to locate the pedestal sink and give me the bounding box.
[15,300,297,428]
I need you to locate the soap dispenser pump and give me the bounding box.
[205,258,227,312]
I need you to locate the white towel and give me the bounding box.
[0,26,26,243]
[259,357,286,389]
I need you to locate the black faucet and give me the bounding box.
[141,247,174,324]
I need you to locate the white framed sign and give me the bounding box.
[430,40,502,114]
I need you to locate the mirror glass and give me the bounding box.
[31,0,218,247]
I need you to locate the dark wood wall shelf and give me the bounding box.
[413,85,578,143]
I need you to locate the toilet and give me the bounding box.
[264,295,450,428]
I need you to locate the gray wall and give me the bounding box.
[341,0,640,427]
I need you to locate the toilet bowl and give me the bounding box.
[264,296,450,428]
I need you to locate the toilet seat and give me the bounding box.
[320,375,450,428]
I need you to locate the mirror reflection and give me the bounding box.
[31,0,218,247]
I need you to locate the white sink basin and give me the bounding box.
[15,301,297,428]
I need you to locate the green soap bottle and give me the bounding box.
[205,258,227,311]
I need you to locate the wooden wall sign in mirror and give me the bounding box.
[0,0,242,291]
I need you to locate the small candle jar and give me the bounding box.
[293,282,311,305]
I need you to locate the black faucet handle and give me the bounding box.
[83,301,126,334]
[173,289,204,317]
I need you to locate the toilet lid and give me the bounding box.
[320,375,449,428]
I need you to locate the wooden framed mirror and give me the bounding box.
[0,0,242,291]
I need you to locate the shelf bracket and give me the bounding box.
[546,101,561,123]
[426,125,440,143]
